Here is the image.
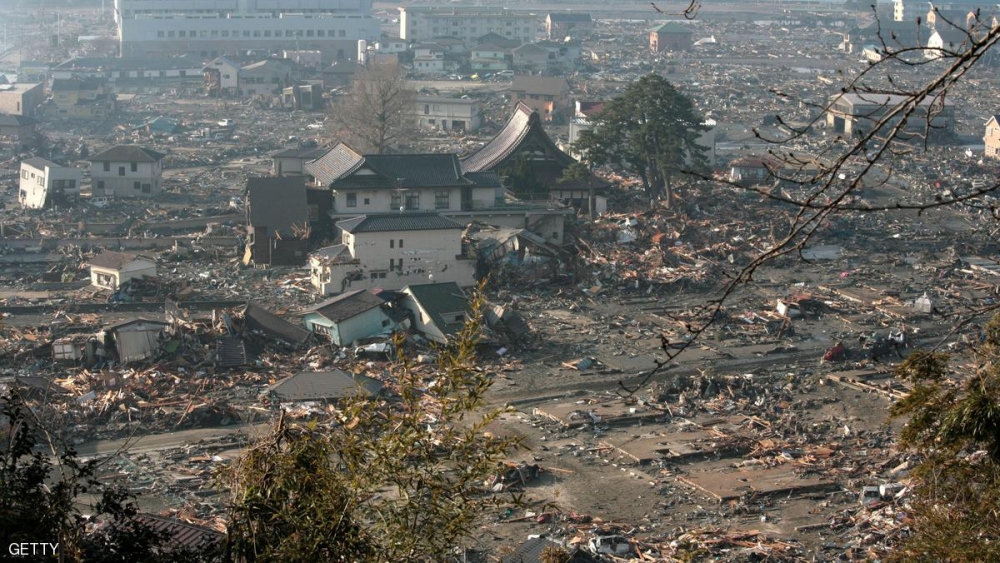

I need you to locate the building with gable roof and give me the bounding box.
[19,157,82,209]
[89,145,166,198]
[303,289,395,344]
[309,212,476,294]
[88,251,158,289]
[650,21,693,52]
[399,282,470,344]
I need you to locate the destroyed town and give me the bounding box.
[3,0,1000,560]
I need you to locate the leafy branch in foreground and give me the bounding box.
[220,289,522,562]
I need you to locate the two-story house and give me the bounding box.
[19,157,82,209]
[984,114,1000,159]
[89,145,166,198]
[203,56,241,97]
[470,42,509,71]
[309,212,476,294]
[245,176,310,266]
[306,143,502,216]
[545,12,593,40]
[509,75,570,121]
[50,78,116,120]
[413,44,457,74]
[239,59,296,98]
[414,96,482,132]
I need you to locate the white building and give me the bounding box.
[88,252,158,290]
[309,213,477,295]
[399,6,537,45]
[415,96,482,132]
[115,0,379,60]
[89,145,166,199]
[19,158,82,210]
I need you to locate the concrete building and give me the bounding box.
[545,12,593,40]
[415,96,482,132]
[399,6,537,45]
[649,22,693,52]
[114,0,379,60]
[89,145,166,199]
[309,213,477,294]
[19,157,83,210]
[0,83,44,117]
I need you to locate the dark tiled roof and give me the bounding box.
[246,176,308,235]
[332,154,474,190]
[134,514,223,551]
[269,370,383,401]
[461,102,574,173]
[244,302,312,346]
[337,213,463,234]
[547,12,592,23]
[89,145,166,163]
[0,114,39,127]
[88,251,153,270]
[510,75,569,96]
[500,537,600,563]
[51,77,105,91]
[305,143,363,187]
[272,146,329,159]
[308,289,385,323]
[403,282,470,339]
[514,44,549,55]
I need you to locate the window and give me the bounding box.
[20,170,25,179]
[142,184,151,193]
[222,30,229,37]
[435,191,449,209]
[264,30,271,37]
[286,30,294,37]
[363,198,370,205]
[243,30,250,37]
[103,162,110,172]
[118,167,126,176]
[211,30,218,37]
[97,180,105,189]
[133,181,141,190]
[179,30,186,38]
[317,30,325,37]
[389,258,395,270]
[381,319,391,327]
[391,193,401,209]
[306,30,314,37]
[168,31,175,38]
[157,31,164,38]
[130,162,137,172]
[424,104,430,115]
[346,192,357,207]
[339,30,346,37]
[254,30,261,37]
[390,239,394,249]
[405,193,419,210]
[398,239,404,248]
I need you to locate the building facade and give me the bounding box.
[985,115,1000,159]
[827,92,955,142]
[89,145,166,198]
[649,22,693,52]
[399,6,537,45]
[19,158,82,209]
[0,83,44,117]
[115,0,379,60]
[414,96,482,132]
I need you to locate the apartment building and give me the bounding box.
[399,6,537,45]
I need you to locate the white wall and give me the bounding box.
[91,160,163,198]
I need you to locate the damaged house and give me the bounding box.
[302,289,397,346]
[309,212,477,294]
[100,318,169,364]
[400,281,471,344]
[244,176,310,266]
[88,251,157,290]
[267,369,384,404]
[19,157,82,209]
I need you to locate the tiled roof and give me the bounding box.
[461,102,574,172]
[311,244,351,260]
[513,44,549,55]
[308,289,385,323]
[51,77,104,91]
[88,251,152,270]
[134,514,223,551]
[0,114,39,127]
[651,22,693,33]
[246,176,308,235]
[244,302,311,346]
[272,146,329,159]
[403,282,470,339]
[333,154,474,190]
[337,213,463,234]
[21,157,61,170]
[510,75,569,96]
[89,145,166,163]
[305,142,364,187]
[269,370,383,401]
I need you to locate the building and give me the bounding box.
[88,251,158,290]
[985,115,1000,159]
[50,78,117,120]
[302,289,394,344]
[414,96,482,132]
[470,42,509,71]
[412,44,455,74]
[18,157,82,209]
[307,144,502,214]
[244,301,313,346]
[399,282,470,344]
[114,0,379,60]
[399,6,537,45]
[268,370,383,402]
[567,100,605,159]
[203,56,241,97]
[101,319,169,363]
[239,59,298,98]
[826,92,955,142]
[309,213,477,294]
[544,12,593,40]
[511,44,550,71]
[245,176,310,266]
[0,114,39,144]
[509,75,570,121]
[0,83,44,117]
[272,146,329,176]
[16,61,51,83]
[51,57,205,92]
[89,145,166,198]
[649,22,693,52]
[462,102,608,220]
